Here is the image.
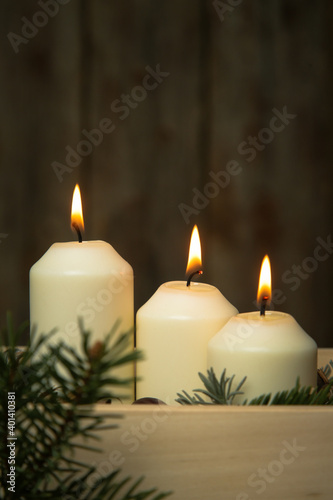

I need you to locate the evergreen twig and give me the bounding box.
[0,313,172,500]
[176,366,333,406]
[176,368,246,405]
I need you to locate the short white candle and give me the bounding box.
[207,256,317,403]
[136,226,238,403]
[29,185,134,399]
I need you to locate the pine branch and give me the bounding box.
[176,366,333,406]
[176,368,246,405]
[0,313,172,500]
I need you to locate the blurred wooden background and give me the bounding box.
[0,0,332,346]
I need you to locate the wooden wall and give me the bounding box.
[0,0,332,346]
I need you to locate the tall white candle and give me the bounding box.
[29,186,134,399]
[207,256,317,403]
[136,226,238,403]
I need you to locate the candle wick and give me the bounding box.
[72,222,83,243]
[260,296,268,316]
[186,270,203,287]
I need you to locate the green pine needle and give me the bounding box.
[176,366,333,406]
[0,313,172,500]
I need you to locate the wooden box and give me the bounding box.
[82,349,333,500]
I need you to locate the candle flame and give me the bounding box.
[186,225,202,276]
[257,255,271,306]
[71,184,84,233]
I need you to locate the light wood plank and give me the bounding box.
[74,350,333,499]
[80,404,333,500]
[318,348,333,368]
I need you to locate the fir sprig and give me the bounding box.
[176,367,333,406]
[176,368,246,405]
[0,313,171,500]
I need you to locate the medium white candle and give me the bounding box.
[136,226,238,403]
[207,256,317,403]
[29,185,134,399]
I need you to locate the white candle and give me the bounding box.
[136,226,238,403]
[207,256,317,403]
[29,185,134,399]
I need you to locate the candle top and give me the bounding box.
[30,240,133,276]
[164,281,217,293]
[237,310,292,323]
[137,280,238,320]
[209,310,317,352]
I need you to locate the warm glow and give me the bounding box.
[186,225,202,275]
[257,255,271,305]
[71,184,84,232]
